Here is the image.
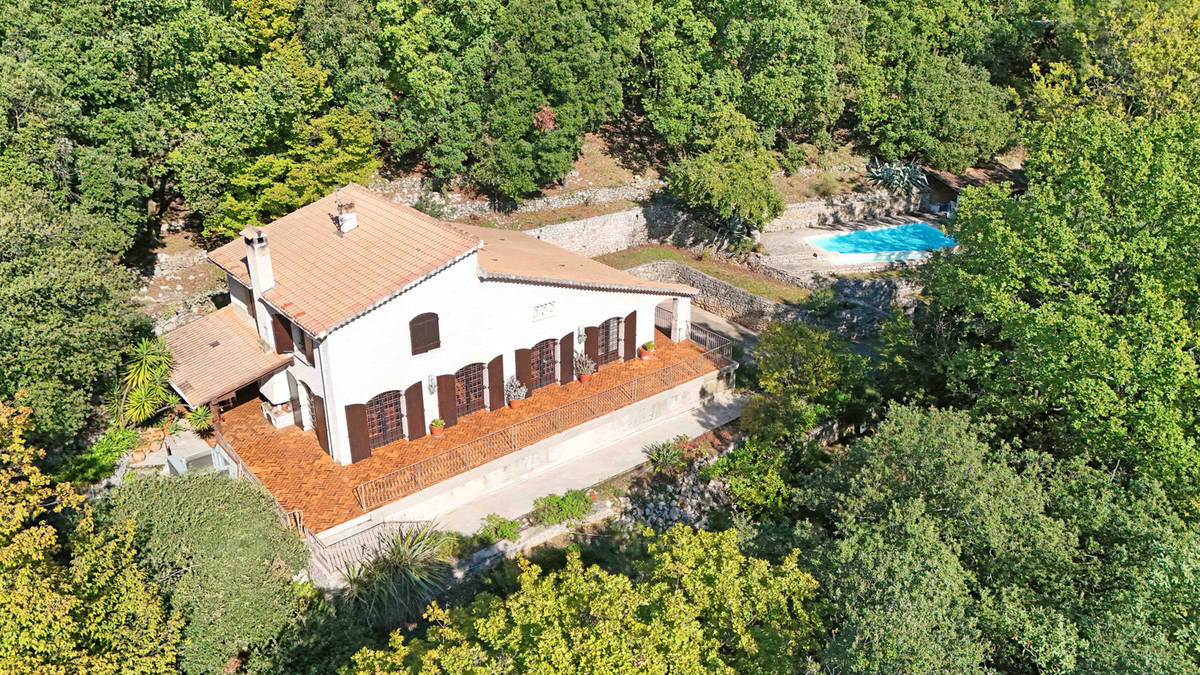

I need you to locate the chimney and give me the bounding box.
[335,194,358,233]
[241,226,275,292]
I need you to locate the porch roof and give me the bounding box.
[164,306,293,407]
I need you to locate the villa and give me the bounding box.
[163,184,736,540]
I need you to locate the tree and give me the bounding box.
[888,107,1200,504]
[0,403,180,673]
[350,526,822,673]
[100,473,307,674]
[667,107,782,238]
[0,187,148,447]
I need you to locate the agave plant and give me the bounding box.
[116,337,177,426]
[339,522,453,630]
[866,157,930,194]
[186,405,213,431]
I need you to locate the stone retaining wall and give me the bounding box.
[524,200,717,258]
[627,260,801,331]
[763,189,928,233]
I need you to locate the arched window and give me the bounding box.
[529,338,557,390]
[366,390,405,448]
[455,363,487,417]
[598,317,621,365]
[410,312,440,355]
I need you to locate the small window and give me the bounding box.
[410,312,440,355]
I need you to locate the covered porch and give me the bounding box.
[215,326,733,532]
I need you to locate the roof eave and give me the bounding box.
[478,271,697,297]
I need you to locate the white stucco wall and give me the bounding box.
[312,252,677,464]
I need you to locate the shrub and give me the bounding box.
[644,438,684,473]
[477,513,522,544]
[430,418,446,428]
[531,490,592,526]
[186,405,212,431]
[574,352,596,376]
[54,426,139,485]
[341,522,453,630]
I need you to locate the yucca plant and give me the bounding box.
[115,337,177,426]
[186,405,213,431]
[340,522,453,630]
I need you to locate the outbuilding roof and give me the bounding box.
[164,306,292,407]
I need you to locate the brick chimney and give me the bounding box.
[241,226,275,293]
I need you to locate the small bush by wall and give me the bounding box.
[532,489,593,526]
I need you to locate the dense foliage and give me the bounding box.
[100,473,307,674]
[351,526,822,673]
[0,403,180,673]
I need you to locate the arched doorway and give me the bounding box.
[598,317,621,365]
[455,363,488,417]
[366,390,405,449]
[529,338,557,390]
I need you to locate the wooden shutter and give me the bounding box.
[584,326,599,364]
[436,374,457,427]
[515,348,532,388]
[303,333,314,363]
[405,382,425,440]
[311,395,330,455]
[559,332,575,384]
[345,403,372,462]
[410,313,441,355]
[488,355,504,410]
[272,313,294,354]
[623,311,637,361]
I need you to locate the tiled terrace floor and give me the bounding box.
[218,336,720,532]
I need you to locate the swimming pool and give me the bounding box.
[807,222,956,264]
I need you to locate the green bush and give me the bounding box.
[477,513,522,544]
[54,426,138,485]
[531,490,592,526]
[644,438,685,473]
[341,522,453,630]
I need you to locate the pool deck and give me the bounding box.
[758,214,921,274]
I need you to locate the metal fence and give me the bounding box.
[354,328,733,511]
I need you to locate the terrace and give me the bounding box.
[214,327,733,533]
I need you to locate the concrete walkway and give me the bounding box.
[690,306,758,345]
[437,392,747,534]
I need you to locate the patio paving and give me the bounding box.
[217,334,722,532]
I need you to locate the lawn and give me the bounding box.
[596,246,811,305]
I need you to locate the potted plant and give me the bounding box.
[574,352,596,384]
[505,376,528,409]
[638,341,656,359]
[430,418,446,437]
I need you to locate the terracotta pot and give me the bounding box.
[638,347,652,359]
[430,425,444,438]
[578,373,593,384]
[131,449,146,463]
[509,398,524,409]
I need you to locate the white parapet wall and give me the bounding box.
[315,367,735,544]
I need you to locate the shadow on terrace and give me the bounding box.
[217,331,731,533]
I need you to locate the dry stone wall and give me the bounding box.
[762,189,928,233]
[524,201,717,258]
[627,260,800,331]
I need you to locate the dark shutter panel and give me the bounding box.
[559,332,575,384]
[311,395,330,455]
[405,382,425,440]
[623,311,637,361]
[410,313,441,355]
[272,313,294,353]
[345,404,372,462]
[585,326,599,364]
[488,355,505,410]
[515,348,532,388]
[436,374,457,427]
[303,333,314,363]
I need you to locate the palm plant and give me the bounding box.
[340,522,453,629]
[116,337,178,426]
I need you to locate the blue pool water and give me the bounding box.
[808,222,956,264]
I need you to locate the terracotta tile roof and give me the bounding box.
[208,184,481,336]
[164,306,292,407]
[460,224,696,296]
